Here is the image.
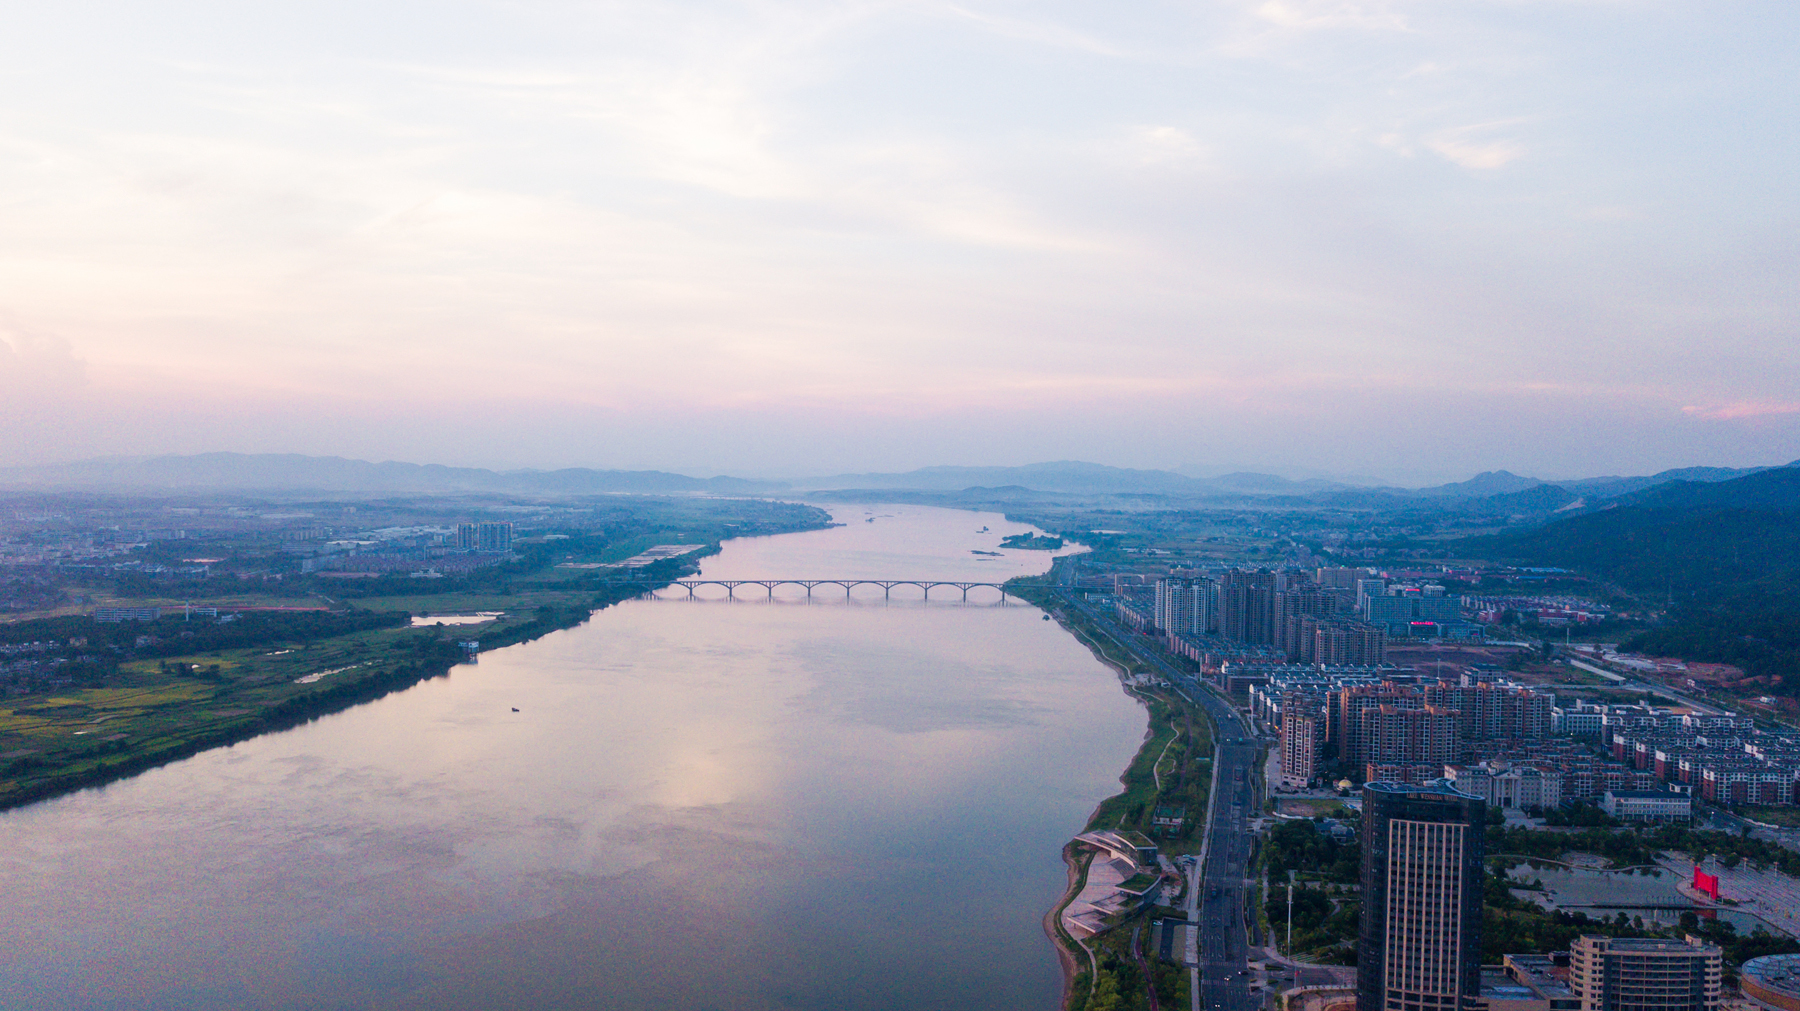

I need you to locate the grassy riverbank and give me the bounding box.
[1012,580,1215,851]
[0,577,664,810]
[1014,575,1218,1011]
[0,501,832,811]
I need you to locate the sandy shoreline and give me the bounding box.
[1044,842,1083,1009]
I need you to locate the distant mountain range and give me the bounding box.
[0,453,1792,508]
[796,459,1796,509]
[1475,467,1800,577]
[0,453,780,496]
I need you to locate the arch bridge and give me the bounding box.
[601,578,1013,602]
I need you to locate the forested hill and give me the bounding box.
[1468,467,1800,690]
[1604,465,1800,513]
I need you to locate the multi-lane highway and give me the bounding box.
[1193,736,1263,1011]
[1049,564,1267,1011]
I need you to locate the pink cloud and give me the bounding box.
[1682,402,1800,421]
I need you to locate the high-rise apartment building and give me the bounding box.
[1285,614,1387,664]
[1360,705,1462,771]
[1357,781,1486,1011]
[1276,588,1339,653]
[1357,578,1388,612]
[1154,578,1216,635]
[1222,569,1278,645]
[1280,694,1327,787]
[1570,936,1721,1011]
[457,522,514,552]
[1154,578,1189,633]
[1333,683,1424,764]
[1425,680,1553,742]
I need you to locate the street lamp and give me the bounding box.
[1286,869,1296,958]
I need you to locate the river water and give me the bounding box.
[0,505,1146,1010]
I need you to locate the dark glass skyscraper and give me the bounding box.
[1357,780,1487,1011]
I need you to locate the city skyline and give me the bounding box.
[1,1,1796,480]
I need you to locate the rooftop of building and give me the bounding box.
[1365,779,1483,800]
[1484,957,1579,1008]
[1581,935,1719,954]
[1743,954,1800,995]
[1604,790,1691,799]
[1481,970,1541,1003]
[1504,954,1574,996]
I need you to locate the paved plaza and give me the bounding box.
[1666,856,1800,938]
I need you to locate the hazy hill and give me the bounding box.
[1557,463,1784,501]
[1409,464,1782,503]
[1455,483,1579,515]
[800,461,1211,495]
[0,453,780,496]
[1470,466,1800,688]
[1414,470,1547,498]
[1601,464,1800,512]
[809,462,1371,497]
[1207,472,1345,493]
[4,453,1792,507]
[1472,468,1800,594]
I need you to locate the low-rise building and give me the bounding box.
[1600,790,1692,822]
[93,607,161,622]
[1554,705,1608,740]
[1448,762,1563,810]
[1484,954,1581,1011]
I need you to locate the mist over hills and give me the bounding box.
[0,453,1791,509]
[0,453,779,496]
[1603,466,1800,513]
[799,461,1202,495]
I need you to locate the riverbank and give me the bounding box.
[0,503,838,812]
[1048,843,1097,1010]
[0,578,671,812]
[1,501,1148,1011]
[1015,575,1216,1011]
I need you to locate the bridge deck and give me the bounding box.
[599,578,1014,599]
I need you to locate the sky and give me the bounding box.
[0,0,1795,484]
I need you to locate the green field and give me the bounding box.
[0,613,470,805]
[0,499,829,810]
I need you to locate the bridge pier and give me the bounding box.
[620,579,1010,603]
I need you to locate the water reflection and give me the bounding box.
[1506,863,1768,934]
[0,506,1141,1011]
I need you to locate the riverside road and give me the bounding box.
[1050,563,1264,1011]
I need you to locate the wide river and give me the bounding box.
[0,505,1147,1010]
